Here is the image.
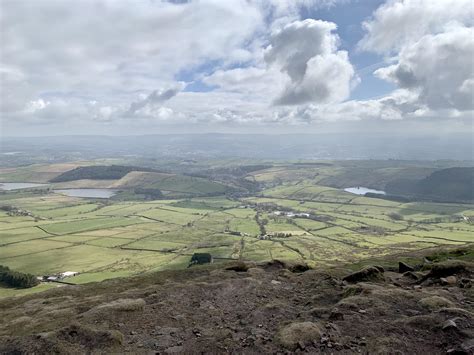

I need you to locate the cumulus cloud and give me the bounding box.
[375,25,474,111]
[1,0,472,134]
[1,0,263,120]
[361,0,474,115]
[127,83,185,115]
[264,19,356,105]
[359,0,473,53]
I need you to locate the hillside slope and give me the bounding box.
[0,247,472,354]
[386,167,474,202]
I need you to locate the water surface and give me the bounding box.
[0,182,48,191]
[53,189,118,198]
[344,187,386,195]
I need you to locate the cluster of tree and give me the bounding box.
[133,188,163,200]
[50,165,159,182]
[0,205,33,217]
[0,265,39,288]
[272,232,292,238]
[255,213,268,235]
[189,253,213,266]
[387,212,404,221]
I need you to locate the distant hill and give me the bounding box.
[50,165,158,182]
[386,167,474,202]
[416,167,474,201]
[112,171,231,196]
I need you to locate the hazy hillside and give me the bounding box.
[386,167,474,202]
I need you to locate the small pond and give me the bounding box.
[53,189,118,199]
[344,187,386,195]
[0,182,48,191]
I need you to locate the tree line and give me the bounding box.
[0,265,39,288]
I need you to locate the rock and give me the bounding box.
[276,322,322,350]
[225,262,249,272]
[442,319,458,330]
[419,296,455,310]
[427,261,468,278]
[271,280,281,285]
[403,271,419,281]
[459,278,472,288]
[287,262,311,273]
[399,262,415,273]
[343,266,384,284]
[440,276,457,286]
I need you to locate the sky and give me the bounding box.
[1,0,473,136]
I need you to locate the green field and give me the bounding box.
[0,161,473,297]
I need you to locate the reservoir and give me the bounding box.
[344,187,386,195]
[0,182,48,190]
[53,189,118,198]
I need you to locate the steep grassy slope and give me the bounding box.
[0,246,472,354]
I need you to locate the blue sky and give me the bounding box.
[1,0,472,135]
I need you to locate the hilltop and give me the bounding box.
[0,246,472,354]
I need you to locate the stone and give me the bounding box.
[399,262,415,273]
[403,271,419,280]
[440,276,457,286]
[442,319,458,330]
[343,266,384,284]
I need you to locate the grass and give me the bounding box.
[0,162,473,298]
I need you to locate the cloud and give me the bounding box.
[127,83,185,115]
[375,25,474,111]
[360,0,474,115]
[1,0,263,118]
[359,0,473,53]
[264,19,356,105]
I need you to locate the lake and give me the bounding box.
[53,189,118,198]
[0,182,48,191]
[344,187,386,195]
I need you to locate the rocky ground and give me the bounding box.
[0,246,473,354]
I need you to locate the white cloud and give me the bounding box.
[374,25,474,111]
[1,0,471,134]
[359,0,473,53]
[264,19,356,105]
[360,0,474,116]
[1,0,264,119]
[24,99,50,113]
[127,83,185,115]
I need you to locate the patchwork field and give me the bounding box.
[0,162,473,298]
